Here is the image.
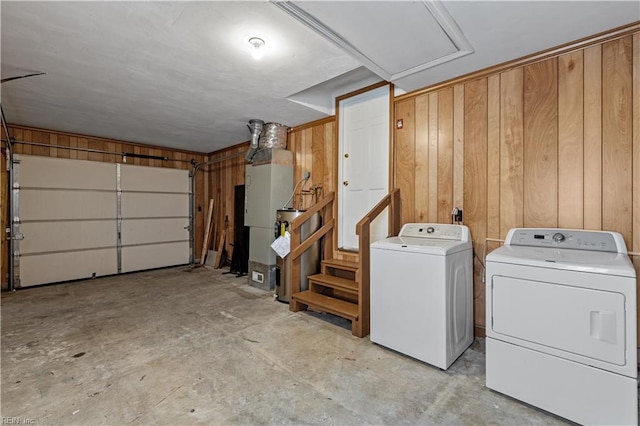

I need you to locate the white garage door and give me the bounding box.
[13,155,190,287]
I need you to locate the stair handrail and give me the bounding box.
[354,187,401,336]
[289,192,336,301]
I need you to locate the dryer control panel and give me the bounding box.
[505,228,627,253]
[399,223,469,241]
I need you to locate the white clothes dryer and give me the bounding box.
[370,223,473,370]
[485,228,637,425]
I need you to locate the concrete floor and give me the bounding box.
[1,266,569,425]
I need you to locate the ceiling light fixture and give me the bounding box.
[248,37,265,60]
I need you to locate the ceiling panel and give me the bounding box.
[289,1,459,76]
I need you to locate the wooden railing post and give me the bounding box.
[355,188,400,338]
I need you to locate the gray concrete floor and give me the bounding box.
[1,266,568,425]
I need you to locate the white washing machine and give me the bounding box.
[486,228,637,425]
[370,223,473,370]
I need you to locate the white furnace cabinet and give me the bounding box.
[244,149,293,290]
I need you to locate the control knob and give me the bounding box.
[552,232,565,243]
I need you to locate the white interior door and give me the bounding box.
[338,84,390,250]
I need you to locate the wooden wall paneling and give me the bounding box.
[523,59,558,228]
[395,98,416,225]
[20,130,32,155]
[633,33,640,344]
[323,121,336,197]
[583,45,603,230]
[140,146,150,166]
[32,131,49,157]
[437,88,454,223]
[224,155,233,256]
[88,139,104,162]
[131,145,140,166]
[499,68,525,238]
[414,95,429,222]
[77,138,89,160]
[9,128,23,154]
[225,156,235,259]
[486,75,501,239]
[49,133,58,157]
[453,84,464,211]
[290,130,301,203]
[428,92,439,222]
[558,51,585,228]
[463,78,488,328]
[195,160,206,260]
[56,134,70,159]
[69,136,78,160]
[602,36,633,247]
[104,142,116,163]
[311,124,325,210]
[300,128,312,209]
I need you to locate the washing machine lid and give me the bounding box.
[487,245,636,278]
[371,236,472,255]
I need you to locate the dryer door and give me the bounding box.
[490,275,627,367]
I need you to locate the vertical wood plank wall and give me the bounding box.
[394,32,640,334]
[1,125,207,286]
[205,143,248,259]
[203,118,337,262]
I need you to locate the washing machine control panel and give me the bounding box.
[399,223,468,241]
[506,228,626,253]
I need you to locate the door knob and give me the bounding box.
[343,180,349,186]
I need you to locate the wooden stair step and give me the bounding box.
[322,258,359,272]
[292,291,358,321]
[308,274,358,295]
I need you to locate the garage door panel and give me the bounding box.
[120,164,189,193]
[14,155,190,288]
[18,155,116,190]
[21,190,116,221]
[21,221,116,254]
[20,249,118,287]
[121,218,189,245]
[121,193,189,218]
[121,242,189,273]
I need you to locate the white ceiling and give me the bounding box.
[1,1,638,154]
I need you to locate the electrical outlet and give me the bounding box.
[455,209,463,222]
[252,271,264,284]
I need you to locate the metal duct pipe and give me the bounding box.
[245,119,264,163]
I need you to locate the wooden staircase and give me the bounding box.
[292,258,361,334]
[288,189,400,338]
